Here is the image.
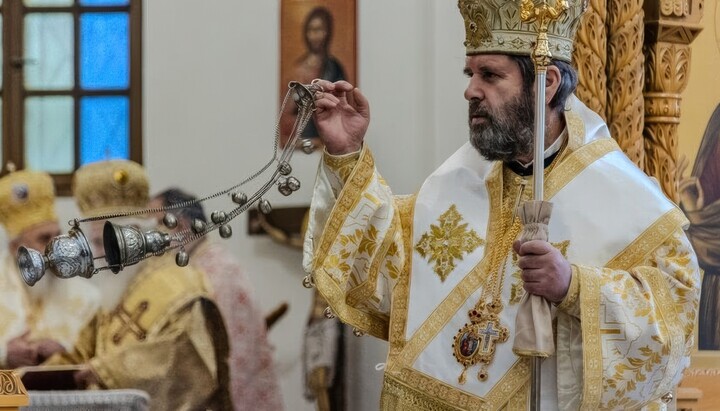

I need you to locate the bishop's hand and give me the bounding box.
[7,332,37,368]
[513,239,572,303]
[312,80,369,155]
[35,338,66,363]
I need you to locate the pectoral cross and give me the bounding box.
[453,310,509,383]
[111,300,149,344]
[479,321,501,353]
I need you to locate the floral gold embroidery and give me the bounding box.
[385,242,402,280]
[509,271,525,305]
[414,205,485,282]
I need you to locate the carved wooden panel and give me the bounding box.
[644,43,690,201]
[643,0,703,201]
[545,0,703,200]
[607,0,646,168]
[572,0,607,119]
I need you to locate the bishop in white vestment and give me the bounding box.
[301,1,701,409]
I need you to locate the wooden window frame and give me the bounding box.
[1,0,142,196]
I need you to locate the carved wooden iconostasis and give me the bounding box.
[574,0,720,409]
[573,0,702,203]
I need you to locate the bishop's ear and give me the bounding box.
[544,65,562,106]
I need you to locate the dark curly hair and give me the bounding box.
[510,55,578,114]
[154,187,207,224]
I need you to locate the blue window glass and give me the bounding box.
[80,13,129,90]
[79,0,129,6]
[80,96,129,165]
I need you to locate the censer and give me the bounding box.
[17,81,322,286]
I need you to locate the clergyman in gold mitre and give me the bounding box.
[0,168,100,369]
[73,159,150,219]
[71,159,152,310]
[44,159,232,409]
[0,169,57,242]
[458,0,587,62]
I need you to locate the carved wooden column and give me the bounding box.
[0,371,29,411]
[607,0,646,167]
[643,0,703,202]
[573,0,608,120]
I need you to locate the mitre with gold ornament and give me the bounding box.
[73,159,150,218]
[458,0,587,62]
[0,168,58,238]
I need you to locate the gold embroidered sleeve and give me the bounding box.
[556,265,579,317]
[569,228,701,409]
[305,147,406,340]
[322,149,361,196]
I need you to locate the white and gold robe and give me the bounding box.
[303,95,701,410]
[0,251,100,367]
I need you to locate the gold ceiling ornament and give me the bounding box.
[458,0,588,62]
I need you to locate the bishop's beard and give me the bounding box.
[468,92,535,163]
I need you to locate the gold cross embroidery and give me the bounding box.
[111,300,149,344]
[415,204,485,282]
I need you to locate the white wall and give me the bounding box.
[51,1,470,410]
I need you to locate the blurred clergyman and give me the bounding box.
[0,168,100,369]
[46,160,232,411]
[150,187,283,411]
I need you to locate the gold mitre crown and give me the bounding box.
[73,159,149,218]
[0,168,58,238]
[458,0,588,62]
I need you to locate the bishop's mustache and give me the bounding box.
[469,100,491,119]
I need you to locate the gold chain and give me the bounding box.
[452,144,565,384]
[479,176,526,306]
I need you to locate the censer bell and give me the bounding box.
[103,221,172,273]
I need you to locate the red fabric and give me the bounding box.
[194,242,284,411]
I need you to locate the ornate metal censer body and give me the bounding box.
[17,81,322,286]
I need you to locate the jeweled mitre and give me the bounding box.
[458,0,588,62]
[73,159,150,218]
[0,170,57,237]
